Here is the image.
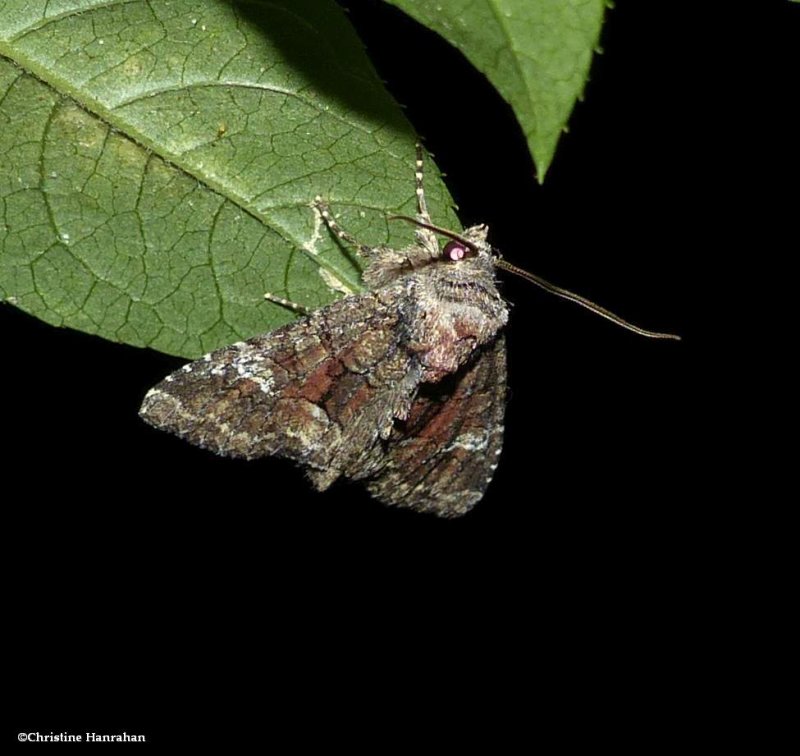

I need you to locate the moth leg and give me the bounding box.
[263,291,311,316]
[313,196,375,258]
[413,143,439,254]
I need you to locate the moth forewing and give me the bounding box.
[140,146,509,517]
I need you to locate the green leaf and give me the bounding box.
[0,0,456,358]
[382,0,606,181]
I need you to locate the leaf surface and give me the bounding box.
[383,0,606,181]
[0,0,455,357]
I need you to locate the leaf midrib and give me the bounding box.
[485,0,536,133]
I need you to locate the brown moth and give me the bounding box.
[139,145,676,517]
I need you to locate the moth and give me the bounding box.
[140,146,677,517]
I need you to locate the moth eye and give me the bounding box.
[443,240,473,262]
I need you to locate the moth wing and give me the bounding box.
[139,290,423,488]
[366,336,507,517]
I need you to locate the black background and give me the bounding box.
[8,0,795,746]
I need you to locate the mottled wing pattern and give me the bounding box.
[139,289,423,490]
[366,336,507,517]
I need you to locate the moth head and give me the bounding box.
[389,216,493,263]
[442,224,491,262]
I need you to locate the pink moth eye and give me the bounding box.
[443,240,470,261]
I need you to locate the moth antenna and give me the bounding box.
[388,214,479,252]
[390,214,679,340]
[495,259,681,341]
